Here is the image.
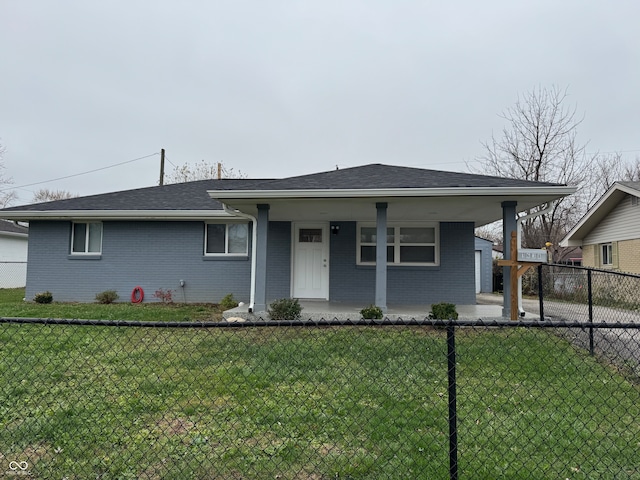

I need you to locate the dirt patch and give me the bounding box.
[155,417,195,436]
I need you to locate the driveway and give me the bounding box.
[477,293,640,373]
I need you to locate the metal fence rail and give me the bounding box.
[1,317,639,479]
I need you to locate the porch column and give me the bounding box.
[254,203,270,313]
[375,202,388,312]
[501,201,517,318]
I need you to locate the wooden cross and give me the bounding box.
[496,231,542,320]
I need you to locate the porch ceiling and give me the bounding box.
[217,193,571,226]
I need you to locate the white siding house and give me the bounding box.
[0,220,28,288]
[561,182,640,273]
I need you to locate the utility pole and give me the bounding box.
[159,148,165,185]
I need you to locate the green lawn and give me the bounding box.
[0,287,223,322]
[1,288,639,478]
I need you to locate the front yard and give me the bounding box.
[1,288,639,478]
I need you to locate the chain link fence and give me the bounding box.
[0,261,27,289]
[1,316,639,479]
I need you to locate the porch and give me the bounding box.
[223,294,538,322]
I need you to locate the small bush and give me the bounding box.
[268,298,302,320]
[95,290,119,304]
[33,291,53,304]
[219,293,239,310]
[429,302,458,320]
[153,288,174,304]
[360,305,384,319]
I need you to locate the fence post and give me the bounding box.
[587,269,594,356]
[447,322,458,480]
[538,264,544,321]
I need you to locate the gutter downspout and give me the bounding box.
[222,203,256,312]
[516,202,553,316]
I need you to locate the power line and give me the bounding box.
[0,152,159,192]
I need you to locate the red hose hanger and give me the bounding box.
[131,286,144,303]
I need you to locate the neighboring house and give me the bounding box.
[492,243,504,260]
[474,237,493,294]
[0,219,28,288]
[0,164,574,311]
[561,181,640,273]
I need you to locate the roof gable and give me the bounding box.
[561,182,640,246]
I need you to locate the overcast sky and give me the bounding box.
[1,1,639,205]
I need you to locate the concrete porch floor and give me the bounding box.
[223,293,539,322]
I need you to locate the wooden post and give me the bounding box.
[509,231,518,320]
[497,231,540,320]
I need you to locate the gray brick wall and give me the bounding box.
[329,221,476,305]
[25,219,477,306]
[25,221,251,303]
[266,221,291,301]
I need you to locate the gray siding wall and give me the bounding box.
[329,221,476,305]
[25,220,251,303]
[474,237,494,293]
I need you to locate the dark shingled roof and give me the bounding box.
[0,164,565,213]
[0,219,28,234]
[210,164,565,191]
[617,181,640,192]
[0,178,272,212]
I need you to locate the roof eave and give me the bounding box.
[207,186,576,199]
[0,210,232,221]
[0,231,28,238]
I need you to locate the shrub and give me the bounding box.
[360,305,384,319]
[153,288,174,304]
[219,293,239,310]
[95,290,119,304]
[268,298,302,320]
[429,302,458,320]
[33,291,53,304]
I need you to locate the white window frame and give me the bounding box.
[356,222,439,266]
[601,243,613,266]
[71,222,103,255]
[204,222,249,256]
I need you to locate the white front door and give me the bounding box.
[292,223,329,299]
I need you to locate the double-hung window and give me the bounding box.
[205,223,249,255]
[357,223,438,266]
[71,222,103,254]
[601,243,613,266]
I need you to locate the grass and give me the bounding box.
[0,288,223,322]
[1,288,639,478]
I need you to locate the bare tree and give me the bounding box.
[584,153,640,208]
[164,160,247,184]
[470,86,592,254]
[0,140,17,208]
[32,188,77,203]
